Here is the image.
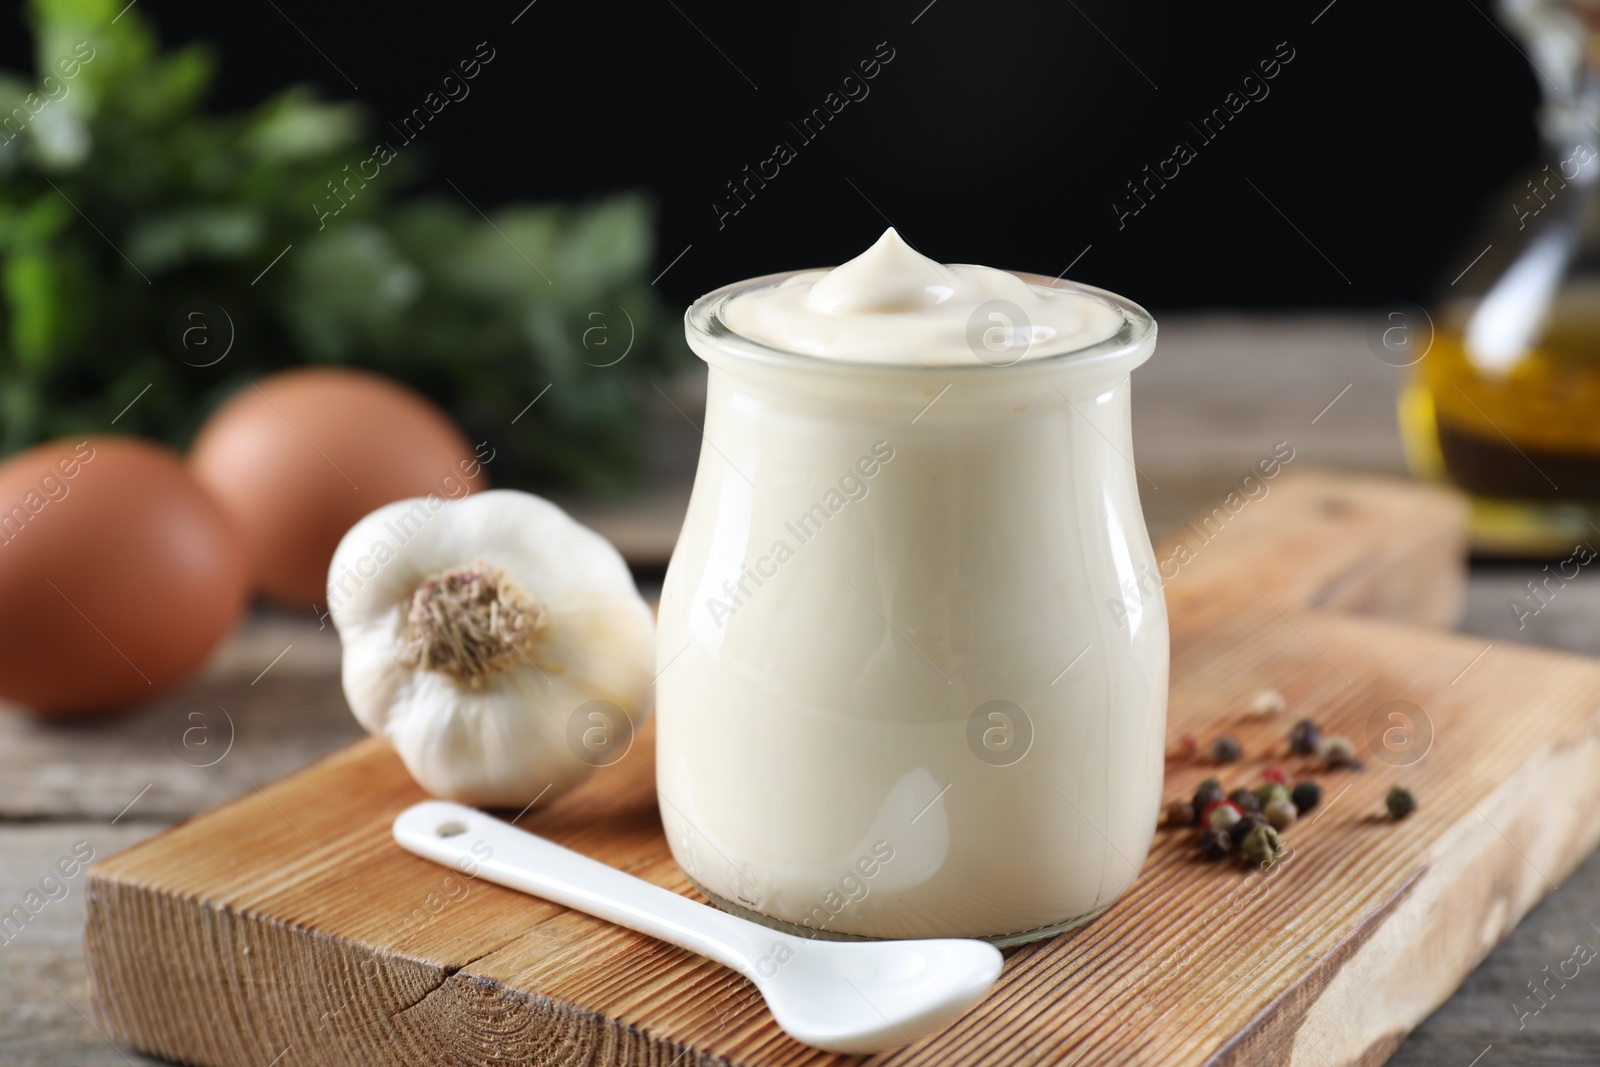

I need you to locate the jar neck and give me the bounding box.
[696,339,1152,424]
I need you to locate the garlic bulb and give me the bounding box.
[328,490,655,807]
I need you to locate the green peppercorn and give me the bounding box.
[1192,778,1225,821]
[1228,789,1262,816]
[1290,780,1321,813]
[1212,735,1243,763]
[1386,786,1417,820]
[1200,828,1233,860]
[1288,718,1321,756]
[1165,799,1195,828]
[1254,782,1290,808]
[1264,797,1297,830]
[1322,735,1357,769]
[1241,823,1284,867]
[1229,813,1263,850]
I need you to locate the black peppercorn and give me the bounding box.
[1200,828,1233,860]
[1229,813,1264,851]
[1192,777,1225,821]
[1290,780,1321,813]
[1386,786,1417,820]
[1212,735,1243,763]
[1288,718,1321,756]
[1228,789,1262,817]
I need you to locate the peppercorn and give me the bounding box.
[1264,797,1297,830]
[1262,766,1290,786]
[1165,799,1195,828]
[1200,828,1233,860]
[1290,780,1321,813]
[1192,777,1225,821]
[1254,782,1290,808]
[1322,735,1357,769]
[1288,718,1321,756]
[1229,813,1263,851]
[1241,823,1284,867]
[1225,788,1260,815]
[1212,735,1243,763]
[1249,688,1286,717]
[1386,786,1417,820]
[1168,732,1199,761]
[1207,801,1243,832]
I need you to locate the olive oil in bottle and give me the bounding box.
[1400,1,1600,553]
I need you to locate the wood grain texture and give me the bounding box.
[1386,855,1600,1066]
[0,823,168,1067]
[78,469,1600,1066]
[0,611,360,822]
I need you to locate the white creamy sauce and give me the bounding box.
[722,228,1123,363]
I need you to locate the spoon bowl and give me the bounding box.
[393,800,1003,1054]
[760,935,1003,1054]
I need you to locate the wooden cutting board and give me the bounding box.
[84,470,1600,1066]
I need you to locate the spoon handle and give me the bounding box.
[392,800,768,977]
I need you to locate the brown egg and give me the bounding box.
[189,367,485,609]
[0,437,250,717]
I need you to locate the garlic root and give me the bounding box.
[399,562,547,687]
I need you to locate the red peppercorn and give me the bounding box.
[1199,798,1241,825]
[1262,767,1289,785]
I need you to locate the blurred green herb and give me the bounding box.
[0,0,687,492]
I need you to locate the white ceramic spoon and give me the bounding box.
[393,800,1003,1054]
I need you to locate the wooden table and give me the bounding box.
[5,315,1596,1066]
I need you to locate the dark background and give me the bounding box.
[0,0,1541,311]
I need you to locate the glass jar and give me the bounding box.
[1400,0,1600,553]
[655,270,1166,945]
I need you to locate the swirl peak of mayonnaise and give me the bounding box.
[721,228,1123,364]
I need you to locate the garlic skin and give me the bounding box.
[328,490,655,808]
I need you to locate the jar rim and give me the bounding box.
[684,269,1157,377]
